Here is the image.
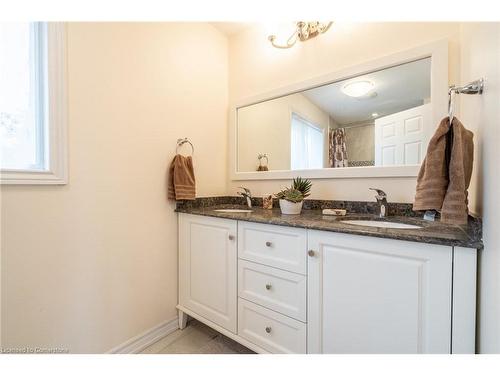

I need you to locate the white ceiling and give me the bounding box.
[210,22,255,36]
[303,58,431,125]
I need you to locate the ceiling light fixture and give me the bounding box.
[372,113,379,117]
[268,21,333,49]
[341,81,374,98]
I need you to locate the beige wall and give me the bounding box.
[1,21,498,354]
[459,22,500,353]
[227,22,461,201]
[0,22,228,353]
[237,93,329,171]
[345,124,375,163]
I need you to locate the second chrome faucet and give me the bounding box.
[370,188,388,218]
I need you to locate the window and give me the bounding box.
[290,112,324,170]
[0,23,67,184]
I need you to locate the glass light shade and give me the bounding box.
[341,80,374,97]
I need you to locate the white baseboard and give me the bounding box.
[107,317,179,354]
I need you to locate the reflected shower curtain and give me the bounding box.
[329,128,348,168]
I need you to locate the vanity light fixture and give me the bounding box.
[268,21,333,49]
[341,80,374,98]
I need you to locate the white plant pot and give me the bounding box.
[279,199,303,215]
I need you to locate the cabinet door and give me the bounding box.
[308,230,452,354]
[179,214,237,333]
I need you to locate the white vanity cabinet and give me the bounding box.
[307,230,476,354]
[177,213,477,354]
[178,214,238,333]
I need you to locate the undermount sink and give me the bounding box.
[342,219,422,229]
[213,209,253,213]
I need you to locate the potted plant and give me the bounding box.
[275,177,312,215]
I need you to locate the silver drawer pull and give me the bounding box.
[308,249,315,257]
[228,235,235,241]
[265,241,272,247]
[265,283,272,290]
[265,326,272,334]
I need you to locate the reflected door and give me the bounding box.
[374,103,431,166]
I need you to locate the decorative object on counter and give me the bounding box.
[423,210,437,222]
[168,154,196,201]
[322,208,347,216]
[257,153,269,171]
[275,177,312,215]
[262,194,273,210]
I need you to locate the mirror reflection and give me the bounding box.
[237,57,432,172]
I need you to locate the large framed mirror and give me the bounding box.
[229,40,448,180]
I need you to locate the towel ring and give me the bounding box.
[176,138,194,155]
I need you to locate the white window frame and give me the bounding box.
[1,23,68,185]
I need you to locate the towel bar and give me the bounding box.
[448,78,484,123]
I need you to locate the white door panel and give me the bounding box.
[375,104,431,166]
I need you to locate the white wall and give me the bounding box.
[0,22,228,353]
[228,22,461,201]
[237,93,330,171]
[459,23,500,353]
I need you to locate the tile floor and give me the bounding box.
[140,319,255,354]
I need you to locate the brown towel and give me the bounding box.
[413,117,473,224]
[168,155,196,201]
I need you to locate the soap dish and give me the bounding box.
[322,208,347,216]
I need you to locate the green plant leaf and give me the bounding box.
[274,188,304,203]
[292,177,312,198]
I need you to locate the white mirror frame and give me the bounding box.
[229,39,448,180]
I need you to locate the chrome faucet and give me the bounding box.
[370,188,388,218]
[237,187,252,208]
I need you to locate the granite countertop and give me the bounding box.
[175,197,483,249]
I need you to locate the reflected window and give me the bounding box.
[290,113,324,170]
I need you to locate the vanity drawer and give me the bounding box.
[238,222,307,274]
[238,260,306,321]
[238,298,306,354]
